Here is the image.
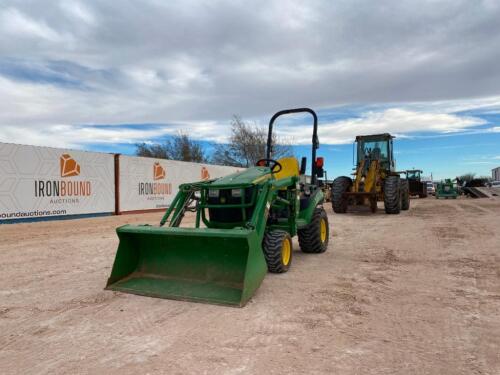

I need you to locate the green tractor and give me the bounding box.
[106,108,329,307]
[405,169,428,198]
[435,179,458,199]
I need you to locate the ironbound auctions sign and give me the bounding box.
[118,155,240,212]
[0,143,115,221]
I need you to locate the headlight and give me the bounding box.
[231,189,242,197]
[208,189,219,198]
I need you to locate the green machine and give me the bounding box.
[106,108,329,306]
[435,179,458,199]
[405,169,427,198]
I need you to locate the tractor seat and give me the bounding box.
[274,157,300,180]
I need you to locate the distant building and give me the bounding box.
[493,166,500,181]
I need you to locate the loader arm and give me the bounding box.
[364,160,380,193]
[354,159,365,192]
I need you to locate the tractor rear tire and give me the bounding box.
[384,176,401,214]
[298,207,329,253]
[331,176,352,213]
[262,230,292,273]
[419,183,428,198]
[401,180,410,211]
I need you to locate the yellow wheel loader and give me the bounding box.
[331,133,409,214]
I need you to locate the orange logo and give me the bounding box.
[201,166,210,180]
[60,154,80,177]
[153,162,166,180]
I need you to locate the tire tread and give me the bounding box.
[331,176,351,213]
[263,230,291,273]
[384,176,401,214]
[298,208,329,253]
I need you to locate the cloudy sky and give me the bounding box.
[1,0,499,179]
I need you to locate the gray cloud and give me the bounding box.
[0,0,500,129]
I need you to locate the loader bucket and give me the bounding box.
[105,225,268,307]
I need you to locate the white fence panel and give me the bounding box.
[0,143,115,221]
[118,155,241,212]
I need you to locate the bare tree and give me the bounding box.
[212,115,294,167]
[136,132,207,163]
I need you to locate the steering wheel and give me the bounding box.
[256,158,282,174]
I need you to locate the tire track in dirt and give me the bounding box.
[459,202,493,214]
[0,291,122,350]
[1,200,499,374]
[0,292,187,374]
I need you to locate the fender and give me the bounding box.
[297,189,324,228]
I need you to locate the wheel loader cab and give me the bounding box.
[356,134,395,172]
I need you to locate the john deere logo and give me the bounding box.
[153,162,166,180]
[201,166,210,180]
[35,153,91,199]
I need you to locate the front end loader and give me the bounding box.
[331,133,409,214]
[105,108,329,306]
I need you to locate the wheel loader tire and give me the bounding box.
[262,230,292,273]
[401,180,410,211]
[370,196,378,213]
[331,176,352,213]
[298,207,329,253]
[384,176,401,214]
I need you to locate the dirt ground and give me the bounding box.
[1,197,499,375]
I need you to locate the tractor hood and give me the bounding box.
[209,166,272,187]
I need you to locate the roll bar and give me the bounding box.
[266,108,320,184]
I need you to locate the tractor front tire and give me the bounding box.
[262,230,292,273]
[332,176,352,213]
[384,176,401,214]
[401,179,410,211]
[298,207,329,253]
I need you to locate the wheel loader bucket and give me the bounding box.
[105,225,268,307]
